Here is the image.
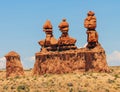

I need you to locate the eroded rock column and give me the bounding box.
[38,20,58,52]
[84,11,98,49]
[84,11,109,72]
[58,19,77,51]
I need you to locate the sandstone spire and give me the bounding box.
[58,18,77,51]
[38,20,58,51]
[84,11,98,49]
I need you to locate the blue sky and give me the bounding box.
[0,0,120,68]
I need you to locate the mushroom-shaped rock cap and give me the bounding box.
[58,18,69,29]
[5,51,20,57]
[87,11,95,16]
[43,20,52,29]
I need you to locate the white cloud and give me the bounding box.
[24,56,35,62]
[107,50,120,66]
[28,56,35,61]
[0,57,6,69]
[83,43,87,48]
[22,56,35,69]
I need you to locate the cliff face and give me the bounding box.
[33,44,109,75]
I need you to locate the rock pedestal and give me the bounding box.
[33,45,109,75]
[5,51,24,78]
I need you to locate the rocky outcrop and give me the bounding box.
[33,11,109,75]
[5,51,24,78]
[33,44,109,75]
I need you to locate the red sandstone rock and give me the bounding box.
[58,18,69,32]
[84,11,96,30]
[39,20,58,51]
[84,11,99,49]
[58,19,77,51]
[43,20,52,29]
[86,31,98,43]
[5,51,24,78]
[33,44,109,75]
[33,12,109,75]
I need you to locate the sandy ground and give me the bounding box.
[0,66,120,92]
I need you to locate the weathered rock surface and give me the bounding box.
[33,44,109,75]
[5,51,24,78]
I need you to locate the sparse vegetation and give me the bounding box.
[17,84,30,92]
[0,66,120,92]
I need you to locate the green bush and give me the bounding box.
[17,85,30,92]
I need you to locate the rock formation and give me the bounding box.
[5,51,24,78]
[38,20,58,51]
[84,11,98,49]
[33,12,109,75]
[33,47,109,75]
[58,19,77,51]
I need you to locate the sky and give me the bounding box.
[0,0,120,69]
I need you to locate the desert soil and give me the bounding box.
[0,66,120,92]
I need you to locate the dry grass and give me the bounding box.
[0,66,120,92]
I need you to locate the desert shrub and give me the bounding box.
[11,85,16,89]
[33,76,37,80]
[77,90,88,92]
[84,83,89,87]
[0,79,4,81]
[70,88,73,92]
[50,90,55,92]
[105,89,109,92]
[67,83,73,87]
[3,85,8,90]
[15,75,20,79]
[41,82,48,88]
[114,74,119,79]
[17,85,30,92]
[108,79,115,83]
[43,74,50,77]
[92,76,97,79]
[48,79,55,86]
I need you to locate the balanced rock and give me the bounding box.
[84,11,99,49]
[84,11,96,30]
[58,19,77,51]
[38,20,58,51]
[5,51,24,78]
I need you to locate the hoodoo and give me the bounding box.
[58,19,77,51]
[5,51,24,78]
[33,11,109,75]
[38,20,58,52]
